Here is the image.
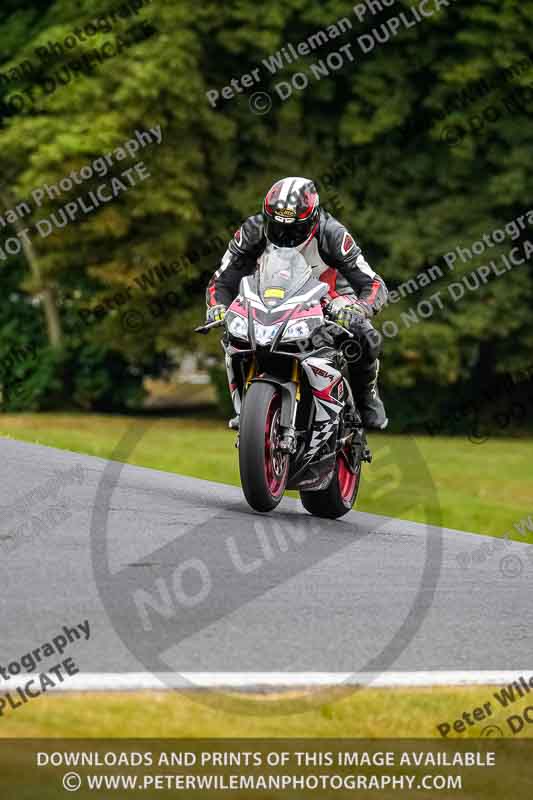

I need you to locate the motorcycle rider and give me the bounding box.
[206,176,389,430]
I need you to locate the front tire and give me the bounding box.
[239,382,289,512]
[300,447,360,519]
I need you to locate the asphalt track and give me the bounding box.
[1,437,532,688]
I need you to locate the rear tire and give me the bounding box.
[300,448,360,519]
[239,382,289,512]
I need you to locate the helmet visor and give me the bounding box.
[265,216,316,247]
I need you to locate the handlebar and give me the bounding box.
[194,318,354,339]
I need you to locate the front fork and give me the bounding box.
[278,360,300,454]
[226,354,300,454]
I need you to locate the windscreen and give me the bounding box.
[257,247,312,308]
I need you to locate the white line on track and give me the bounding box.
[1,672,530,693]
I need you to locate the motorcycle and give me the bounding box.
[195,246,372,518]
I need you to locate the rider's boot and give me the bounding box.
[351,359,388,430]
[228,415,240,430]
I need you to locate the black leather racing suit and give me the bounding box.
[206,208,389,426]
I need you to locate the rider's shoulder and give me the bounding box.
[319,209,357,250]
[229,214,265,255]
[320,209,361,260]
[240,213,265,244]
[319,208,347,236]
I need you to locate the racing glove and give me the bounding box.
[326,298,370,330]
[206,304,227,324]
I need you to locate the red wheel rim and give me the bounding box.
[337,449,359,504]
[264,394,288,499]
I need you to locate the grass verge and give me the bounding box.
[0,686,531,738]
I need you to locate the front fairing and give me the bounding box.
[226,274,328,350]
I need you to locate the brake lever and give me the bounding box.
[194,320,224,334]
[324,320,355,338]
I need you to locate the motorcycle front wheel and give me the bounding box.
[239,381,289,512]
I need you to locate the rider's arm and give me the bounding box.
[319,212,388,316]
[206,214,265,308]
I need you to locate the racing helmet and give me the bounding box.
[263,177,320,249]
